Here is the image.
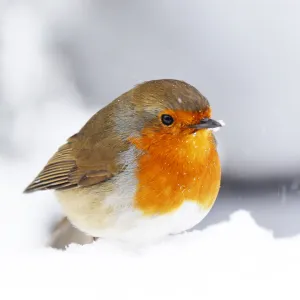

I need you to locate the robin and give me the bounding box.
[24,79,223,248]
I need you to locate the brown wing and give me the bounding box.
[23,131,124,193]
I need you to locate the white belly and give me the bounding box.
[91,200,210,243]
[57,188,211,244]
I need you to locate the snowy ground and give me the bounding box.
[1,213,300,300]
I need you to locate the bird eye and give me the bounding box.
[161,114,174,126]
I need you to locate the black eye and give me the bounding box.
[161,114,174,126]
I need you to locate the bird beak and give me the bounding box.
[190,118,223,130]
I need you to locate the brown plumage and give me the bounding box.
[24,79,209,194]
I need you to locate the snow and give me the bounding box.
[218,120,226,127]
[210,119,226,132]
[1,2,300,300]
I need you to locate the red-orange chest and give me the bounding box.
[130,133,221,215]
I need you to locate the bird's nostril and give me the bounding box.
[201,118,209,123]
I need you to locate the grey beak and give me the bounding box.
[190,118,222,129]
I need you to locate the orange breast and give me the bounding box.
[129,130,221,215]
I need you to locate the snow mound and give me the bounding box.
[0,207,300,300]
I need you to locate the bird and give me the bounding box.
[24,79,223,249]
